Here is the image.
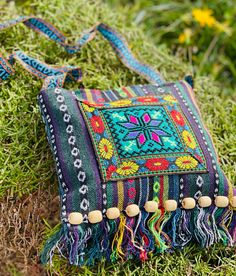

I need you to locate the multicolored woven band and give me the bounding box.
[0,16,164,87]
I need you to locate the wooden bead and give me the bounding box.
[164,200,178,212]
[88,210,103,224]
[106,207,120,219]
[182,197,196,209]
[68,212,83,225]
[230,196,236,208]
[144,201,158,212]
[198,196,212,208]
[125,204,140,217]
[215,196,229,208]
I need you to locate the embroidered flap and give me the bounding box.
[77,86,207,182]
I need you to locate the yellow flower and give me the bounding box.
[110,99,132,106]
[178,28,192,44]
[192,8,216,27]
[117,161,139,176]
[182,130,196,149]
[163,95,178,103]
[82,103,95,112]
[175,156,198,170]
[98,138,113,159]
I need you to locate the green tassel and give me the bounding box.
[148,209,169,253]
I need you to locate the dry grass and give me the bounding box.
[0,188,59,275]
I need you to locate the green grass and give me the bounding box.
[108,0,236,94]
[0,0,236,275]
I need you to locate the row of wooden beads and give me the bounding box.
[68,196,236,225]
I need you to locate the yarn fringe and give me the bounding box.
[40,206,236,266]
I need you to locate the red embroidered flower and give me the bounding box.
[170,110,185,126]
[128,187,136,199]
[90,115,105,133]
[145,158,169,171]
[137,97,159,103]
[106,165,117,179]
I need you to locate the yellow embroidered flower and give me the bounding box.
[117,161,139,176]
[110,99,132,106]
[192,8,216,27]
[182,130,196,149]
[82,103,95,112]
[178,28,192,44]
[163,95,178,103]
[175,156,198,170]
[98,138,113,159]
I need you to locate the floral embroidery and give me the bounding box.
[128,187,136,199]
[98,138,113,159]
[116,161,139,176]
[163,95,178,103]
[171,110,185,126]
[182,130,196,149]
[145,158,169,171]
[110,99,132,106]
[137,96,159,103]
[79,93,206,181]
[90,115,105,133]
[106,165,117,179]
[175,156,198,169]
[82,103,95,112]
[194,154,203,163]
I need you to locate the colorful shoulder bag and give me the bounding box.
[1,16,235,266]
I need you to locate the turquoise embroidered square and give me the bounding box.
[101,106,184,158]
[79,94,207,182]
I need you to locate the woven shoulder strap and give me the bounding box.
[0,16,165,88]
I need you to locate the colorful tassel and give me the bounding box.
[40,205,236,266]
